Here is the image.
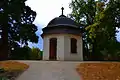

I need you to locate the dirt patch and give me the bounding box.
[0,60,29,80]
[76,62,120,80]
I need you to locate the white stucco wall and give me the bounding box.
[43,36,49,60]
[43,34,65,60]
[43,34,83,61]
[64,34,83,61]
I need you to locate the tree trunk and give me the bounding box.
[0,24,8,60]
[91,39,100,61]
[0,3,8,60]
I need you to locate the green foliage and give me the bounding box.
[0,77,9,80]
[0,68,5,73]
[0,68,8,80]
[86,0,120,60]
[0,0,39,60]
[70,0,120,61]
[9,46,43,60]
[29,47,42,60]
[69,0,96,25]
[7,1,39,46]
[69,0,98,60]
[10,46,32,60]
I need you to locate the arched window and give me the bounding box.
[71,38,77,53]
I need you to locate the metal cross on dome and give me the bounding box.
[61,7,64,15]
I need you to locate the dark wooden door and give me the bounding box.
[49,38,57,60]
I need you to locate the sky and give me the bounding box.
[25,0,120,50]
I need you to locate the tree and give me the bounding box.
[86,0,120,60]
[69,0,98,60]
[0,0,39,60]
[69,0,120,60]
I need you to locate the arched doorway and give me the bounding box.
[49,38,57,60]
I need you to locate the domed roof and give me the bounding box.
[46,7,79,28]
[41,7,82,38]
[47,15,79,28]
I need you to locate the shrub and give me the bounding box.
[0,68,5,73]
[29,47,42,60]
[0,77,9,80]
[10,46,31,60]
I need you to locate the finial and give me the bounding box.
[61,7,64,15]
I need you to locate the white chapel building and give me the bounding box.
[41,7,83,61]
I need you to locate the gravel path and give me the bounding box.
[16,61,82,80]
